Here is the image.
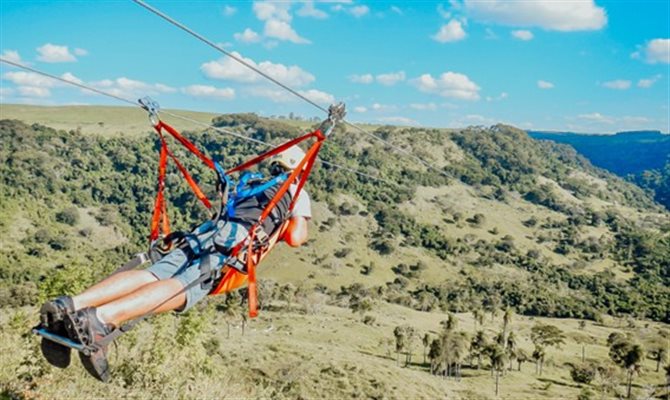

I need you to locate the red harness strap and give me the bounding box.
[149,119,326,317]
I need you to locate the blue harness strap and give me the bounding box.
[226,171,289,218]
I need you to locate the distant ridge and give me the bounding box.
[529,130,670,176]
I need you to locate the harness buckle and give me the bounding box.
[138,96,161,126]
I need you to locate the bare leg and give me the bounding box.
[72,270,159,310]
[96,278,186,327]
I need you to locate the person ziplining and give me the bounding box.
[35,99,346,382]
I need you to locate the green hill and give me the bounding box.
[1,105,668,399]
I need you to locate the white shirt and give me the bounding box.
[289,184,312,219]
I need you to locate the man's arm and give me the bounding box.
[283,216,309,247]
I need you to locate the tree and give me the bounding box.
[393,325,416,367]
[393,326,407,366]
[530,323,566,376]
[515,348,529,372]
[441,313,458,332]
[486,344,507,396]
[472,308,484,332]
[502,308,513,347]
[649,344,667,372]
[609,339,644,398]
[470,330,488,369]
[422,333,430,365]
[506,331,517,371]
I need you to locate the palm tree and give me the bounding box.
[650,345,667,372]
[470,330,488,369]
[515,348,529,372]
[532,346,546,375]
[506,332,517,371]
[441,313,458,332]
[422,333,430,365]
[472,308,484,332]
[444,331,469,380]
[609,339,644,398]
[502,308,513,346]
[486,344,507,396]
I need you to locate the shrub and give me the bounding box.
[570,363,596,384]
[56,207,79,226]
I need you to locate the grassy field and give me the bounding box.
[1,105,668,399]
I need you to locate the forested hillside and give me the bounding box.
[1,110,669,399]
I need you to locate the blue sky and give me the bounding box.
[1,0,669,133]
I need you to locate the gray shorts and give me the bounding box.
[146,221,248,312]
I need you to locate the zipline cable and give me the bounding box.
[0,57,391,185]
[161,110,397,185]
[0,58,138,107]
[131,0,450,179]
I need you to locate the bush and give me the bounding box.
[56,207,79,226]
[570,363,596,384]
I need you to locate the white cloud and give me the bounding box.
[1,50,22,63]
[73,48,88,56]
[572,113,655,131]
[376,71,406,86]
[485,92,508,102]
[61,72,84,85]
[464,0,607,31]
[17,86,51,98]
[297,1,328,19]
[577,112,614,124]
[371,103,398,112]
[253,1,292,22]
[537,80,554,89]
[433,19,467,43]
[378,116,418,126]
[89,77,176,98]
[349,74,374,84]
[3,71,62,87]
[298,89,335,104]
[182,85,235,100]
[437,4,451,19]
[409,102,438,111]
[201,52,315,87]
[377,117,420,125]
[637,75,661,88]
[410,71,481,100]
[247,86,334,104]
[348,5,370,17]
[36,43,79,63]
[602,79,631,90]
[511,30,533,41]
[234,28,262,43]
[390,6,403,15]
[264,19,311,44]
[252,1,310,44]
[641,38,670,64]
[222,5,237,16]
[0,87,14,96]
[353,106,367,113]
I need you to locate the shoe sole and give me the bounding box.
[63,312,110,382]
[39,301,72,368]
[40,335,71,368]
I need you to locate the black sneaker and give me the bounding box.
[63,307,113,382]
[39,296,75,368]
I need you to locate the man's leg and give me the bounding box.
[71,270,158,310]
[95,278,186,327]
